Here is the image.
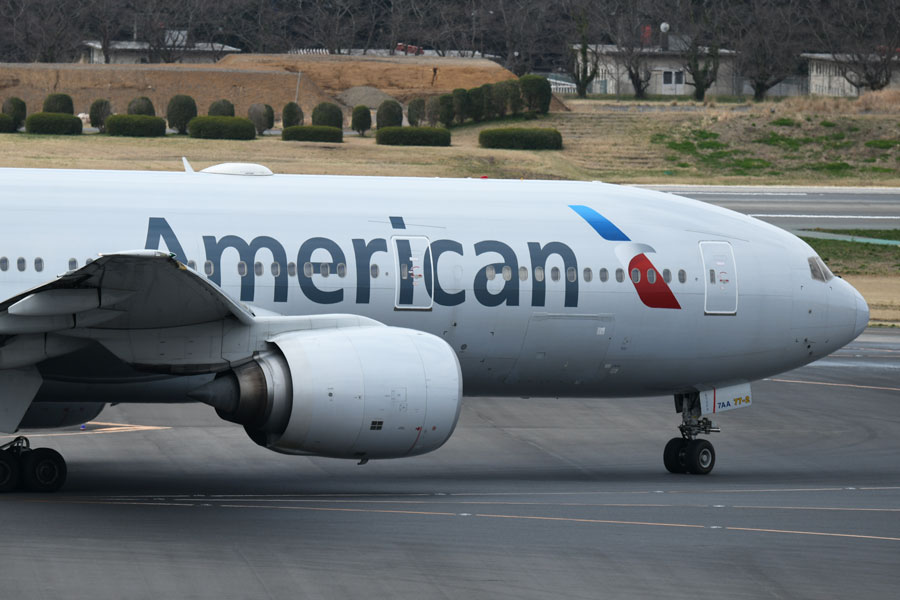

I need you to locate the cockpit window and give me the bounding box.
[808,256,834,282]
[817,257,834,281]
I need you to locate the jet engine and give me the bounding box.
[190,326,462,460]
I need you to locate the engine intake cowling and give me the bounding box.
[192,326,462,460]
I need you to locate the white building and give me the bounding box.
[802,53,900,97]
[578,44,739,97]
[80,31,240,64]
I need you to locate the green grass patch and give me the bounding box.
[865,139,899,149]
[771,117,800,127]
[695,150,735,166]
[805,161,853,174]
[666,140,697,154]
[650,132,669,144]
[820,120,837,128]
[800,236,900,275]
[690,129,719,140]
[860,166,895,174]
[755,131,812,150]
[697,139,728,150]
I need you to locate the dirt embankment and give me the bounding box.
[0,62,336,121]
[217,54,518,102]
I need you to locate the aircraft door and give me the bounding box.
[699,241,738,315]
[392,236,433,310]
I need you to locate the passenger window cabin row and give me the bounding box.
[0,257,690,287]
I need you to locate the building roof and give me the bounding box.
[584,44,735,57]
[801,52,899,62]
[82,40,240,53]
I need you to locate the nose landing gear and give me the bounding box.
[664,392,719,475]
[664,436,716,474]
[0,437,67,493]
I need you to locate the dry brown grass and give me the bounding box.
[771,88,900,116]
[842,276,900,326]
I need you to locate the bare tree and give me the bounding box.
[217,0,294,54]
[670,0,728,101]
[301,0,362,54]
[133,0,229,63]
[485,0,560,74]
[811,0,900,92]
[0,0,86,62]
[557,0,599,97]
[729,0,804,101]
[596,0,661,99]
[81,0,134,63]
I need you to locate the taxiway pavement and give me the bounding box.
[1,329,898,599]
[643,185,900,230]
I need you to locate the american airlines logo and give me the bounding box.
[145,211,680,310]
[569,205,681,310]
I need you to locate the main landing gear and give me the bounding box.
[0,437,67,493]
[664,392,720,475]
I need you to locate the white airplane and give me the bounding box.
[0,163,868,492]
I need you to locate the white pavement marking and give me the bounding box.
[750,214,900,219]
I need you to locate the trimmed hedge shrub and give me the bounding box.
[492,81,510,117]
[495,79,523,116]
[311,102,343,129]
[127,96,155,116]
[188,116,255,140]
[167,95,197,134]
[351,105,371,136]
[438,94,455,128]
[376,126,450,147]
[43,93,74,115]
[25,112,82,135]
[467,86,484,122]
[2,97,26,130]
[89,99,112,132]
[480,84,496,121]
[452,88,469,124]
[264,104,275,130]
[425,96,441,127]
[282,102,303,127]
[248,103,272,134]
[282,125,343,143]
[376,99,403,129]
[106,114,166,137]
[519,75,552,114]
[208,99,235,117]
[407,97,425,127]
[478,127,562,150]
[0,113,14,133]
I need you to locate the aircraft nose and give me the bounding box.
[853,286,869,339]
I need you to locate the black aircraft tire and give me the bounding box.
[21,448,67,493]
[663,438,688,474]
[686,439,716,475]
[0,450,20,492]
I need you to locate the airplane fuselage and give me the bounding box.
[0,168,867,399]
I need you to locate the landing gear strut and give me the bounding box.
[664,392,720,475]
[0,437,67,492]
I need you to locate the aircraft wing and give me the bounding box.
[0,249,381,374]
[0,250,256,333]
[0,250,383,431]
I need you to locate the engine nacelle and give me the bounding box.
[192,326,462,460]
